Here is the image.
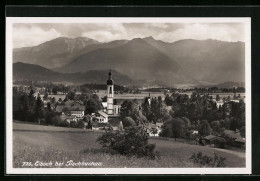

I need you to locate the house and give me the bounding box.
[223,129,245,145]
[56,100,85,118]
[65,115,78,123]
[216,100,224,108]
[234,137,246,145]
[192,130,199,135]
[203,135,225,145]
[94,111,108,123]
[60,114,77,123]
[230,99,240,103]
[71,111,84,118]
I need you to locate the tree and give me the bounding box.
[62,107,69,113]
[199,120,211,136]
[28,86,35,104]
[164,94,173,106]
[43,93,48,100]
[85,99,99,114]
[51,97,56,104]
[160,118,186,140]
[223,118,231,129]
[47,102,52,111]
[77,120,85,129]
[216,94,220,101]
[182,117,191,128]
[149,98,169,124]
[120,100,147,125]
[171,118,186,140]
[141,97,152,121]
[46,111,58,125]
[18,94,31,121]
[66,92,76,100]
[210,121,221,134]
[52,87,58,95]
[122,117,136,128]
[240,126,245,138]
[97,126,157,159]
[83,115,91,123]
[34,94,44,124]
[70,121,77,128]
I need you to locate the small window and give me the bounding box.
[109,87,112,94]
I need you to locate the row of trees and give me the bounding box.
[173,86,245,93]
[161,92,245,140]
[13,86,100,129]
[13,87,45,123]
[118,91,245,141]
[64,91,102,115]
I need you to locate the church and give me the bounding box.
[97,71,121,123]
[106,71,121,115]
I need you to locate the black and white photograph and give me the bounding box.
[5,17,251,174]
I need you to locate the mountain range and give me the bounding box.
[13,36,245,86]
[13,62,133,85]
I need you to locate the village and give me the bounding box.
[13,71,246,150]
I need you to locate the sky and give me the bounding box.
[13,23,245,48]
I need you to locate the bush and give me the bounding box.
[70,121,78,128]
[96,126,158,159]
[59,120,70,127]
[190,152,226,167]
[77,120,86,129]
[122,117,136,128]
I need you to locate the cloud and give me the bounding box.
[155,23,244,43]
[12,22,245,48]
[13,25,61,48]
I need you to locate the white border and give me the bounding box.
[6,17,251,175]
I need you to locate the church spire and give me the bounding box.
[107,71,113,85]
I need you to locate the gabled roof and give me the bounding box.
[204,135,225,142]
[223,129,242,139]
[234,137,245,143]
[98,111,108,118]
[102,102,107,108]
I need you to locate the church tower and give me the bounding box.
[107,71,114,115]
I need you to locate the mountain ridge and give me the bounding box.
[13,62,133,85]
[13,37,245,85]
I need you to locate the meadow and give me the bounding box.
[13,122,245,168]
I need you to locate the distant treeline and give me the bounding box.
[144,86,245,93]
[80,84,125,91]
[183,87,245,93]
[81,84,141,94]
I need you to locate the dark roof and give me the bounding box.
[234,138,245,143]
[107,71,114,85]
[223,129,242,139]
[204,135,225,142]
[107,79,114,85]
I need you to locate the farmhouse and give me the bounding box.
[70,111,84,118]
[203,135,226,145]
[95,111,108,123]
[223,129,245,145]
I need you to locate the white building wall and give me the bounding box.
[107,84,114,115]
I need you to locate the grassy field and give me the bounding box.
[13,122,245,168]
